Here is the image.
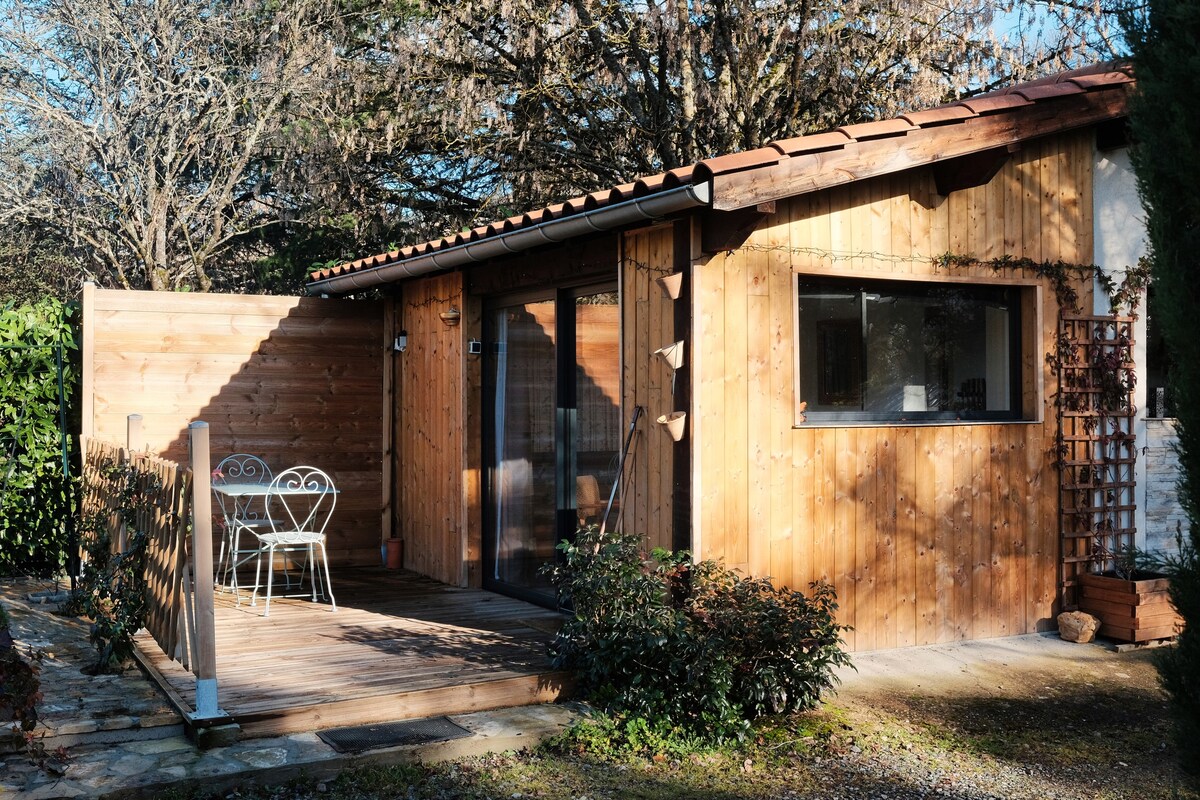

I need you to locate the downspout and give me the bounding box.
[307,182,713,296]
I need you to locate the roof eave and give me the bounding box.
[307,181,712,296]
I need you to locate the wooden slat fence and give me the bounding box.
[81,436,198,672]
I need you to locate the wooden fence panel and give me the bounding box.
[80,287,387,567]
[81,437,197,673]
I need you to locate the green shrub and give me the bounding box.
[1123,0,1200,780]
[0,603,41,733]
[547,526,851,742]
[0,298,76,577]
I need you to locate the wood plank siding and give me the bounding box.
[81,287,387,566]
[392,271,470,587]
[683,130,1097,649]
[619,224,679,553]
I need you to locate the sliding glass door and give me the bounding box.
[484,286,620,604]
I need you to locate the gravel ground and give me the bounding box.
[808,637,1190,799]
[213,635,1196,800]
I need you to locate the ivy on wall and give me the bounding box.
[0,299,76,577]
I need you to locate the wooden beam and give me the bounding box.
[932,146,1015,197]
[700,207,767,253]
[711,88,1129,211]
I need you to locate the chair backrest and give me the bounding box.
[267,466,336,538]
[213,454,272,485]
[213,454,273,525]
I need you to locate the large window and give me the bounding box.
[797,277,1023,422]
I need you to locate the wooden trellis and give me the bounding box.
[1057,315,1138,605]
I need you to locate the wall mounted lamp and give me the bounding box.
[393,330,408,352]
[439,308,462,326]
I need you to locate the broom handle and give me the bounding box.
[600,404,643,535]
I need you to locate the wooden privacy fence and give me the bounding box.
[81,435,197,668]
[80,419,221,721]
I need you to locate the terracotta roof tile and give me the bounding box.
[836,118,916,140]
[771,130,853,156]
[313,61,1133,289]
[1013,82,1086,101]
[697,146,784,176]
[901,105,978,127]
[959,93,1035,115]
[1068,69,1135,89]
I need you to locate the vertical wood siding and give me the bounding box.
[619,225,677,553]
[689,130,1096,649]
[394,272,468,586]
[82,287,387,566]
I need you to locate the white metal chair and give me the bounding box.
[212,454,273,593]
[251,466,337,617]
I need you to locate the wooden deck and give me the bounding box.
[134,568,572,738]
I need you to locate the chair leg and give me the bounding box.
[215,528,227,591]
[307,544,318,603]
[318,542,336,612]
[229,527,244,604]
[264,544,275,618]
[251,542,263,608]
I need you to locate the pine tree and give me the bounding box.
[1124,0,1200,780]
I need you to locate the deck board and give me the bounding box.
[135,567,572,737]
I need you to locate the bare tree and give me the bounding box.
[385,0,1127,219]
[0,0,1129,292]
[0,0,359,291]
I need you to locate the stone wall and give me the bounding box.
[1145,418,1190,553]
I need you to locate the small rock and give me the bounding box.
[1057,611,1100,643]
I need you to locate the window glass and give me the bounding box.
[797,278,1021,422]
[1146,285,1174,418]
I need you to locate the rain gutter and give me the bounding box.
[306,181,712,296]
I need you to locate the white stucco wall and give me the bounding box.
[1093,145,1186,554]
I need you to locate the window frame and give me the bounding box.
[792,272,1043,427]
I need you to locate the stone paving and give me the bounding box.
[0,579,578,799]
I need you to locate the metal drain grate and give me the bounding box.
[317,716,473,753]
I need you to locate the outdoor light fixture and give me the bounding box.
[393,330,408,352]
[439,308,462,326]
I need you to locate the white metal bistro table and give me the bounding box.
[212,480,339,607]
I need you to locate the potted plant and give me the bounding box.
[1078,570,1180,643]
[1077,543,1182,644]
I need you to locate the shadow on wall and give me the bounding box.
[84,288,387,567]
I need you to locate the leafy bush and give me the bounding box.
[547,526,851,742]
[0,603,41,733]
[0,298,76,577]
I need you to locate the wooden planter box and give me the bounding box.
[1078,572,1182,643]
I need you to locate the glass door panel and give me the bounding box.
[574,292,621,528]
[488,300,557,596]
[485,285,621,605]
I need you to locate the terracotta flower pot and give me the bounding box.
[654,341,684,370]
[656,411,687,441]
[656,272,684,300]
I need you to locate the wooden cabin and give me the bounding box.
[305,63,1146,651]
[83,64,1142,657]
